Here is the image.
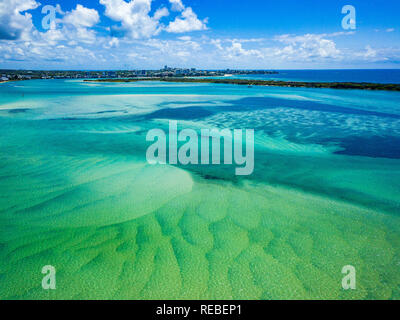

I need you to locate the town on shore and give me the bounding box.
[2,67,399,91]
[0,66,277,82]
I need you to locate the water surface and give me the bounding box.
[0,77,399,299]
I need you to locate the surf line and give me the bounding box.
[146,120,255,176]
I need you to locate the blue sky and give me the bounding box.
[1,0,399,69]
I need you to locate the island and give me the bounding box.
[84,77,400,92]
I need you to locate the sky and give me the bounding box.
[0,0,399,70]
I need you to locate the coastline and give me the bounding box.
[84,77,400,91]
[0,79,24,84]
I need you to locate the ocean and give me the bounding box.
[0,70,400,299]
[220,69,400,83]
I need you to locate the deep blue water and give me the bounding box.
[223,69,400,84]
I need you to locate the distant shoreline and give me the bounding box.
[84,77,400,92]
[0,79,25,84]
[2,77,400,91]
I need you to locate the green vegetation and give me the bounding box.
[0,68,278,81]
[85,77,400,91]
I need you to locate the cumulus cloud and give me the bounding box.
[166,7,207,33]
[207,33,357,67]
[364,45,377,59]
[169,0,185,12]
[154,7,169,20]
[99,0,206,37]
[100,0,168,39]
[0,0,39,40]
[63,4,100,28]
[41,4,101,45]
[1,2,399,69]
[351,45,400,63]
[107,37,120,48]
[275,33,341,60]
[178,36,191,41]
[225,41,263,59]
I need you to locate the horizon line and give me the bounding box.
[2,68,400,72]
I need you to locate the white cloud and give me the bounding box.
[0,0,210,68]
[71,26,98,44]
[386,28,395,33]
[41,28,66,44]
[0,0,39,40]
[169,0,185,12]
[275,33,341,60]
[225,41,263,59]
[364,45,377,58]
[1,2,399,70]
[178,36,191,41]
[353,45,400,63]
[99,0,207,37]
[211,39,223,50]
[154,7,169,20]
[108,37,120,48]
[39,4,101,45]
[205,33,363,67]
[100,0,167,39]
[63,4,100,28]
[166,7,207,33]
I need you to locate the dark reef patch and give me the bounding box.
[8,108,29,114]
[334,135,400,159]
[223,97,400,119]
[145,106,214,120]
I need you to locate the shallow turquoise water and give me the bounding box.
[0,79,399,299]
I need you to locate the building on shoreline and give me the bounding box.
[0,68,278,81]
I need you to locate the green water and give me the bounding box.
[0,79,399,299]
